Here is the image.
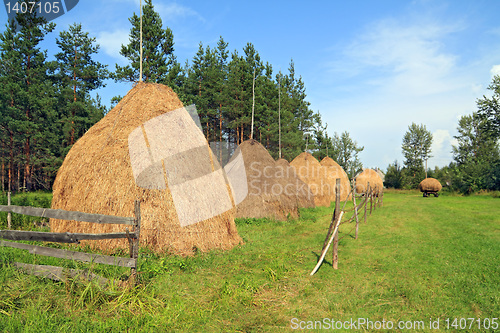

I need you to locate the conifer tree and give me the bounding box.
[55,23,108,146]
[114,0,179,84]
[0,10,56,190]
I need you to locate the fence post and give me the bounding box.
[130,200,141,282]
[369,184,373,216]
[353,182,359,239]
[332,178,340,269]
[364,183,369,224]
[7,191,11,229]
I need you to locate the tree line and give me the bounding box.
[385,76,500,194]
[0,0,364,193]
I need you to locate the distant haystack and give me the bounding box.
[290,152,331,207]
[355,168,384,196]
[320,157,351,202]
[276,158,315,209]
[235,140,305,220]
[418,178,442,197]
[50,83,242,256]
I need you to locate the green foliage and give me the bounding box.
[114,0,178,84]
[477,74,500,139]
[384,160,403,189]
[54,23,108,146]
[0,191,52,229]
[401,122,433,188]
[452,112,500,194]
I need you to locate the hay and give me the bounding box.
[275,158,315,209]
[418,178,442,192]
[355,169,384,196]
[50,82,242,256]
[320,157,351,201]
[235,140,311,220]
[290,152,331,207]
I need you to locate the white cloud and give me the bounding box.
[156,3,205,23]
[491,64,500,77]
[97,29,130,60]
[341,18,462,96]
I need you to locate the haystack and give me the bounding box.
[355,168,384,196]
[50,82,242,255]
[234,140,308,220]
[418,178,442,192]
[320,157,351,202]
[275,158,315,209]
[290,152,331,207]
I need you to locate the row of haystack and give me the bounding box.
[49,82,383,256]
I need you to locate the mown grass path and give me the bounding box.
[0,191,499,332]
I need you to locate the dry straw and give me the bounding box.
[275,158,315,210]
[50,83,242,256]
[290,152,331,207]
[355,168,384,196]
[235,140,313,220]
[320,157,351,202]
[418,178,442,192]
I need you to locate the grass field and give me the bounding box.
[0,191,499,332]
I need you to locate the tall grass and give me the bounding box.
[0,191,499,332]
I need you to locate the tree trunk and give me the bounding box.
[24,137,30,191]
[1,160,5,192]
[8,132,13,192]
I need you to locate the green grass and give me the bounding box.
[0,191,499,332]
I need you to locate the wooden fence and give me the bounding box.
[310,179,383,275]
[0,199,141,286]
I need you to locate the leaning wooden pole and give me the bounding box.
[332,178,341,269]
[310,210,344,276]
[278,73,282,159]
[7,191,11,229]
[353,182,359,239]
[369,183,373,216]
[139,0,143,82]
[364,183,369,224]
[250,68,256,140]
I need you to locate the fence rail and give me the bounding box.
[0,204,135,225]
[0,199,141,285]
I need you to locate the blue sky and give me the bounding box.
[1,0,500,170]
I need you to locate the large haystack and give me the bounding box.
[355,169,384,196]
[320,157,351,202]
[290,152,331,207]
[235,140,309,220]
[418,178,442,192]
[275,158,315,209]
[51,82,241,255]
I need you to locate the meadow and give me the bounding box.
[0,190,499,332]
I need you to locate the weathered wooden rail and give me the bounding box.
[0,200,141,285]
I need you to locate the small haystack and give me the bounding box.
[276,158,315,209]
[418,178,442,197]
[290,152,331,207]
[235,140,308,220]
[50,83,241,255]
[355,169,384,196]
[320,157,351,202]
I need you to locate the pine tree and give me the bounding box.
[55,23,108,146]
[0,10,56,191]
[114,0,178,84]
